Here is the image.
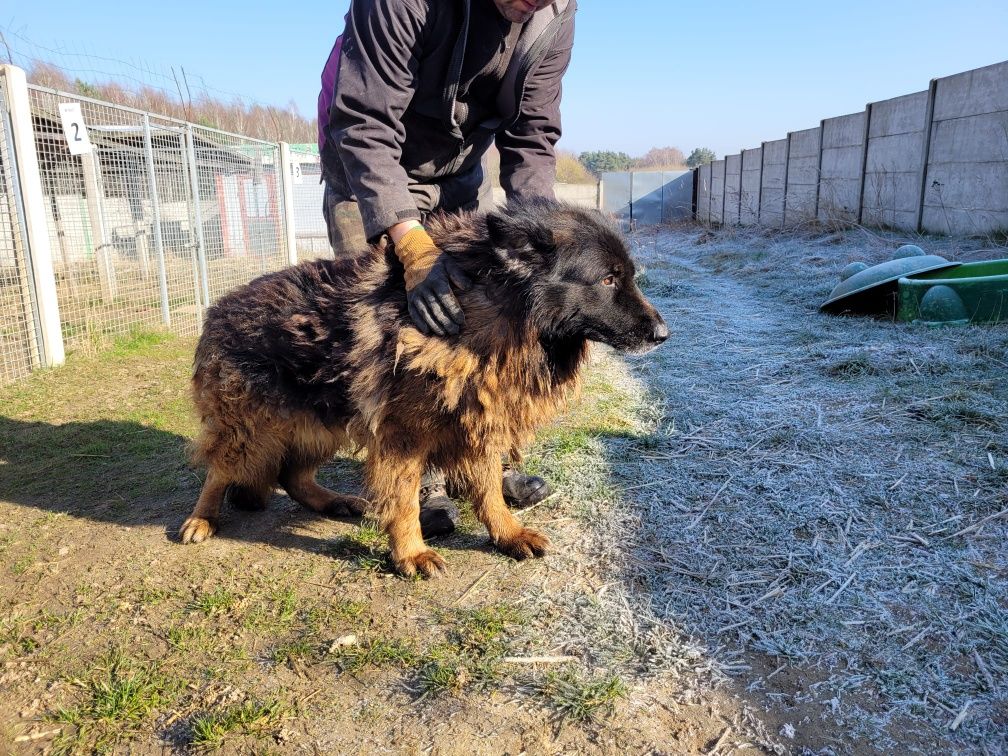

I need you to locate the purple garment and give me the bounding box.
[317,25,346,152]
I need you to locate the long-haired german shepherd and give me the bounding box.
[181,198,667,577]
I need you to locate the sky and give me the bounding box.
[3,1,1008,160]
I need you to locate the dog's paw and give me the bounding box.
[394,549,447,579]
[495,527,550,560]
[179,516,217,544]
[322,494,368,518]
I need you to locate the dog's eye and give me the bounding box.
[601,274,617,287]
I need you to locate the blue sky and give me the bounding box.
[4,1,1007,159]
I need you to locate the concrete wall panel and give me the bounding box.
[932,61,1008,120]
[821,112,866,148]
[697,164,712,223]
[740,148,762,224]
[723,153,742,225]
[760,139,788,227]
[869,91,928,137]
[928,111,1008,163]
[709,160,725,224]
[818,112,866,222]
[554,183,598,208]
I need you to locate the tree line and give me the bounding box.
[578,147,717,175]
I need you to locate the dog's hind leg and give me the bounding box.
[365,443,445,578]
[180,467,230,544]
[458,452,550,560]
[279,456,367,517]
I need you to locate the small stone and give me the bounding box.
[328,634,358,654]
[780,723,795,739]
[58,547,69,557]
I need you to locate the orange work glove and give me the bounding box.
[394,227,472,336]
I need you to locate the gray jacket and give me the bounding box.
[321,0,576,242]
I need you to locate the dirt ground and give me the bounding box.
[1,222,1006,754]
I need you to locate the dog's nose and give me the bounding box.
[651,319,669,343]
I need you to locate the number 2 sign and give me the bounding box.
[59,103,94,156]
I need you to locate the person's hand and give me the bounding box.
[393,226,472,336]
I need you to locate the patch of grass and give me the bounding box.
[192,588,238,617]
[332,637,417,673]
[534,671,627,723]
[189,698,286,751]
[825,353,879,379]
[166,625,210,653]
[107,330,175,358]
[417,654,469,697]
[270,638,316,665]
[448,604,524,655]
[413,605,524,698]
[50,651,174,754]
[326,521,390,572]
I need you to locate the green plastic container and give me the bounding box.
[897,259,1008,325]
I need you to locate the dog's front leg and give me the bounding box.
[463,453,550,560]
[365,446,446,578]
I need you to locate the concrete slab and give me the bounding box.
[724,154,742,225]
[869,91,928,137]
[932,60,1008,120]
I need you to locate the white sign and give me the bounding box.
[291,161,304,185]
[58,102,93,156]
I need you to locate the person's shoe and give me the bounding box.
[501,469,552,509]
[418,472,459,539]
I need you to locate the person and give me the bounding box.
[317,0,576,537]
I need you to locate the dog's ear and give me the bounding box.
[487,211,555,254]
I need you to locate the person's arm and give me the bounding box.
[330,0,470,335]
[496,14,575,200]
[329,0,425,242]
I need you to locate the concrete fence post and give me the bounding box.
[0,64,65,368]
[856,103,873,225]
[279,142,299,267]
[916,78,938,234]
[814,120,825,220]
[757,143,767,225]
[781,134,791,230]
[142,113,171,327]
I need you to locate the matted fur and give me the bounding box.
[181,198,666,577]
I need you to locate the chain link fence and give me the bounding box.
[0,63,302,385]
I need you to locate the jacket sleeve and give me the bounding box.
[329,0,426,241]
[496,12,575,201]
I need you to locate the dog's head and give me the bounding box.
[486,198,668,354]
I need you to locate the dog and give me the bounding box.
[180,198,668,577]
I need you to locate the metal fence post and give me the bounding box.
[279,142,299,266]
[142,114,171,327]
[186,125,210,309]
[1,64,65,367]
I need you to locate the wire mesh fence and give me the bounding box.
[288,143,330,262]
[8,81,291,370]
[0,78,42,383]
